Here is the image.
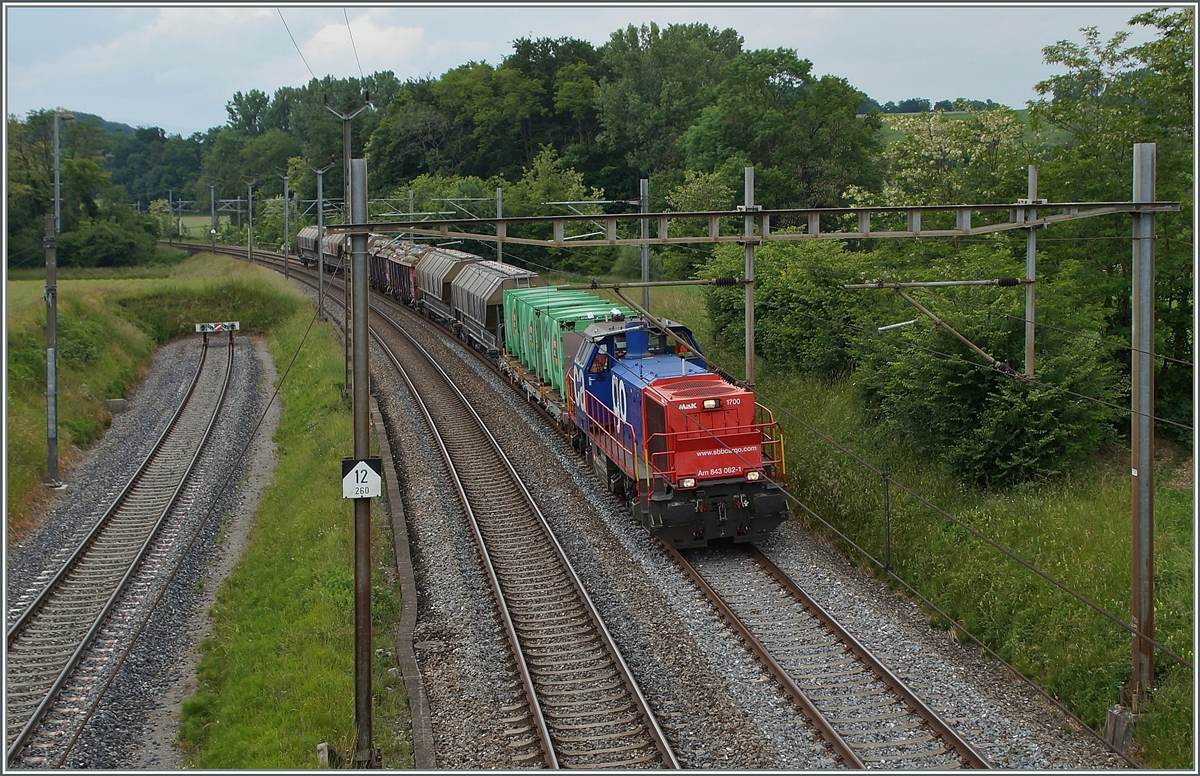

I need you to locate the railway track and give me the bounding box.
[364,301,677,769]
[670,544,991,770]
[5,336,234,767]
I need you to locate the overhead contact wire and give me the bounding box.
[278,8,317,81]
[344,8,365,81]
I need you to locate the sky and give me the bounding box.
[3,2,1176,137]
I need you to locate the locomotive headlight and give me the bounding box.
[745,470,763,482]
[678,477,697,489]
[702,399,721,410]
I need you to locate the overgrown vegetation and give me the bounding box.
[176,296,411,767]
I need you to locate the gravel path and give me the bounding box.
[5,335,279,769]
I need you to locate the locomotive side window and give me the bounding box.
[588,345,609,374]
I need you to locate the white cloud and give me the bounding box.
[304,13,424,78]
[4,4,1173,136]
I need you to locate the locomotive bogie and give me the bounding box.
[642,479,790,549]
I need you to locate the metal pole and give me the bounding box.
[46,112,71,490]
[341,114,353,394]
[281,173,291,278]
[349,158,373,766]
[210,185,216,248]
[54,116,62,233]
[408,190,415,241]
[247,183,254,263]
[640,178,650,311]
[317,169,326,319]
[496,187,504,264]
[1130,143,1156,695]
[882,462,891,572]
[44,215,62,488]
[1025,165,1037,379]
[744,167,757,388]
[168,189,173,245]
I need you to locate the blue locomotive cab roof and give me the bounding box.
[575,319,707,387]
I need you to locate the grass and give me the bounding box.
[650,284,1193,768]
[176,301,411,767]
[7,278,156,535]
[5,255,301,537]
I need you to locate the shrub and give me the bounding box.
[700,234,883,380]
[58,215,158,267]
[701,235,1125,486]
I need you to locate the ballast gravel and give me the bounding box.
[10,277,1126,769]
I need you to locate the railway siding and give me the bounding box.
[5,335,274,768]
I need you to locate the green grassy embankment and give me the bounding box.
[176,297,411,767]
[650,284,1193,768]
[6,255,293,536]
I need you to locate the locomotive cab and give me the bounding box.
[569,320,790,548]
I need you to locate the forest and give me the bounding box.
[6,8,1192,483]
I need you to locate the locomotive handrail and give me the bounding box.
[573,380,639,472]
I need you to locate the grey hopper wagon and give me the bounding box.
[415,247,483,325]
[451,260,544,354]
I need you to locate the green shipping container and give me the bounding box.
[504,288,594,373]
[536,300,636,394]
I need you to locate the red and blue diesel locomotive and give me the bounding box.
[296,227,791,548]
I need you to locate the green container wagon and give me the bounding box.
[536,300,636,393]
[504,287,594,373]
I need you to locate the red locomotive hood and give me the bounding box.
[644,375,762,481]
[646,374,751,408]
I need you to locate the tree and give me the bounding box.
[1030,7,1193,437]
[894,97,932,113]
[368,99,463,184]
[594,22,743,176]
[239,128,301,197]
[876,104,1032,206]
[226,89,271,135]
[679,48,882,208]
[503,37,605,157]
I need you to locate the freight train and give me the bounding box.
[297,226,790,548]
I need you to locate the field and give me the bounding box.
[648,283,1193,768]
[172,214,230,239]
